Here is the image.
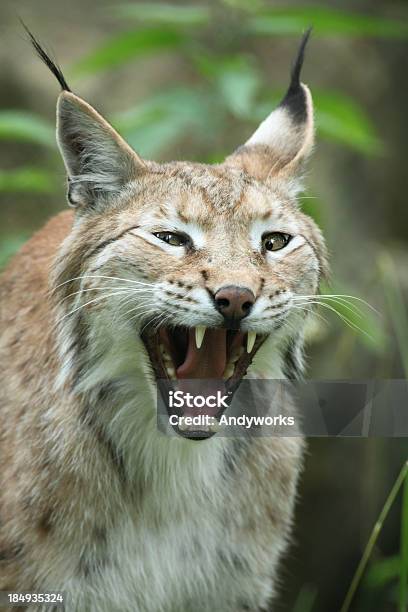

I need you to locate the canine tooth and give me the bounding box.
[166,365,176,378]
[247,331,256,353]
[195,326,206,349]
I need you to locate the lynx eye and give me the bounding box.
[262,232,291,252]
[153,232,190,247]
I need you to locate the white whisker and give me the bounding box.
[53,274,155,291]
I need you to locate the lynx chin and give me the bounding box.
[0,27,327,612]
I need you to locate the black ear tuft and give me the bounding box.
[279,27,312,122]
[289,27,312,92]
[20,20,71,92]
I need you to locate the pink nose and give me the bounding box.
[214,285,255,323]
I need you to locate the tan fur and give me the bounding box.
[0,79,326,611]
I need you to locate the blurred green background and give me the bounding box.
[0,1,407,610]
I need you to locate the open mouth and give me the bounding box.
[142,325,266,441]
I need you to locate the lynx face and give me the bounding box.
[45,32,326,440]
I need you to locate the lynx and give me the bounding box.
[0,28,327,611]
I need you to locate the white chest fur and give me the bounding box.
[61,435,288,612]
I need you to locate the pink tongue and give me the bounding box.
[177,328,226,379]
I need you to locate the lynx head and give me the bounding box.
[28,28,327,440]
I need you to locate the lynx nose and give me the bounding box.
[214,285,255,324]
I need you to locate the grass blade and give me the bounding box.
[400,472,408,611]
[340,461,408,612]
[292,584,318,612]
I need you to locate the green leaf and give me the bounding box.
[113,87,221,157]
[73,28,185,75]
[340,462,408,612]
[0,235,28,269]
[0,168,56,193]
[249,7,408,38]
[292,584,318,612]
[0,112,55,147]
[112,3,210,27]
[364,556,402,587]
[314,91,383,155]
[197,55,262,118]
[401,473,408,611]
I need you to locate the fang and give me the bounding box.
[195,326,206,349]
[247,331,256,353]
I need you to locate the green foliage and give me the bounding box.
[292,584,318,612]
[0,168,56,193]
[195,54,261,119]
[401,474,408,611]
[112,3,211,26]
[0,111,55,147]
[3,3,396,167]
[113,86,220,157]
[248,6,408,37]
[314,91,383,155]
[365,555,403,588]
[73,28,185,75]
[340,462,408,612]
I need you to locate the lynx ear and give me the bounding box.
[57,92,146,209]
[225,29,314,182]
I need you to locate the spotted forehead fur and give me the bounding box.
[125,160,296,225]
[146,162,252,212]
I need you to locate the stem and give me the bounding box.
[400,468,408,612]
[340,461,408,612]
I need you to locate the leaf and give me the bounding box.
[249,7,408,38]
[197,55,262,118]
[401,473,408,611]
[73,28,185,75]
[113,87,221,157]
[0,112,55,147]
[292,584,318,612]
[314,91,383,155]
[364,556,401,587]
[112,3,210,27]
[0,168,56,193]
